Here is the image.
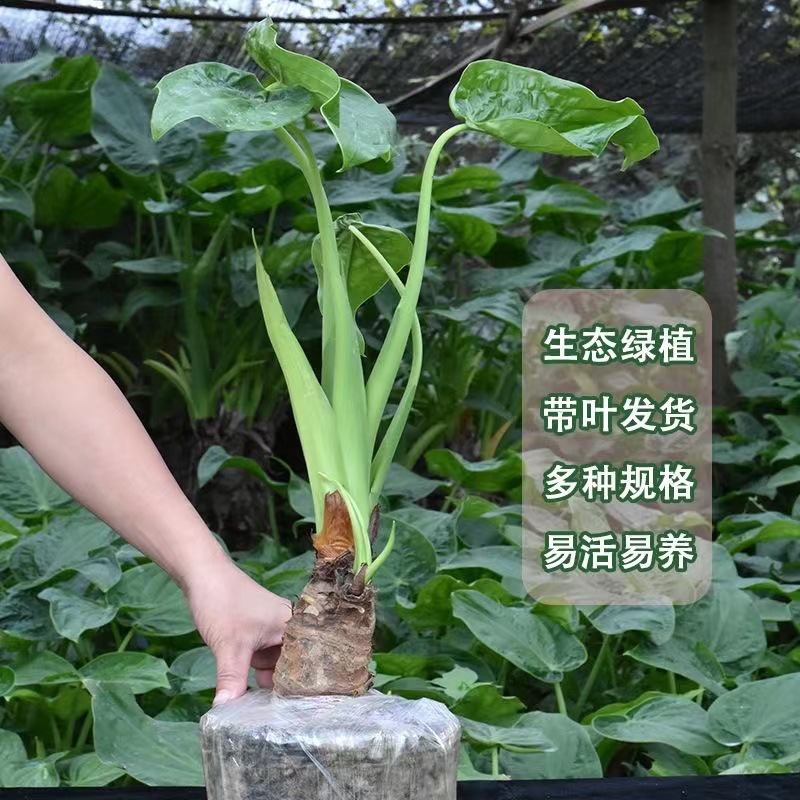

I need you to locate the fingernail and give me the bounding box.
[213,690,232,707]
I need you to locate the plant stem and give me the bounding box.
[65,712,77,751]
[402,422,447,470]
[347,224,424,500]
[366,123,468,449]
[491,746,500,777]
[574,634,610,720]
[49,712,62,752]
[75,711,93,751]
[155,170,181,259]
[117,628,136,653]
[273,127,368,560]
[441,481,461,512]
[667,670,677,694]
[554,681,569,717]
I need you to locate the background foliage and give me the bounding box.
[2,50,800,785]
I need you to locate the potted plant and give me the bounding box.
[151,17,658,798]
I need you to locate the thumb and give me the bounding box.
[212,644,251,707]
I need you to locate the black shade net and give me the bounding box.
[1,0,799,134]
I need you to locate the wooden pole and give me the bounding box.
[702,0,738,406]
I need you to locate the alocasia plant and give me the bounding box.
[151,17,658,697]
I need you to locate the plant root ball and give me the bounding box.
[201,690,461,800]
[273,573,376,698]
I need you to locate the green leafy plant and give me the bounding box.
[151,16,658,697]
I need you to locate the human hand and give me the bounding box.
[183,556,293,707]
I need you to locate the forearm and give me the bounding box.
[0,258,228,589]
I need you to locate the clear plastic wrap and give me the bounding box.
[200,689,461,800]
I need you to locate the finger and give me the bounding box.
[255,668,275,689]
[212,644,251,707]
[251,645,281,671]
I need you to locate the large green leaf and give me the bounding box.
[452,590,586,682]
[385,505,455,559]
[0,742,60,788]
[151,62,313,140]
[0,447,73,517]
[425,449,521,492]
[381,463,443,501]
[92,65,196,175]
[14,651,79,686]
[525,184,608,218]
[499,712,602,779]
[87,681,203,785]
[582,604,675,646]
[311,216,412,313]
[436,211,497,256]
[38,586,117,642]
[397,165,505,200]
[0,49,57,93]
[0,730,27,763]
[451,683,525,726]
[80,652,170,694]
[61,753,126,787]
[0,176,34,222]
[592,694,725,757]
[620,185,700,224]
[708,674,800,760]
[246,18,395,169]
[450,60,658,167]
[35,165,124,230]
[197,445,283,490]
[441,546,522,582]
[108,563,195,636]
[627,635,727,697]
[0,666,15,696]
[670,585,766,677]
[168,647,216,693]
[7,55,99,144]
[371,518,437,600]
[0,588,55,641]
[10,510,117,588]
[397,574,467,630]
[460,717,554,752]
[578,226,667,268]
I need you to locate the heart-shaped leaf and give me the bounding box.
[708,673,800,760]
[452,590,586,682]
[450,60,658,168]
[246,18,395,170]
[592,694,725,756]
[151,63,313,140]
[80,652,170,694]
[87,681,203,785]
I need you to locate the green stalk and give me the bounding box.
[667,670,677,694]
[346,224,423,503]
[574,634,610,720]
[155,170,181,260]
[403,422,447,470]
[366,124,467,448]
[254,240,342,530]
[117,628,136,653]
[554,681,568,717]
[75,711,93,751]
[276,127,371,567]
